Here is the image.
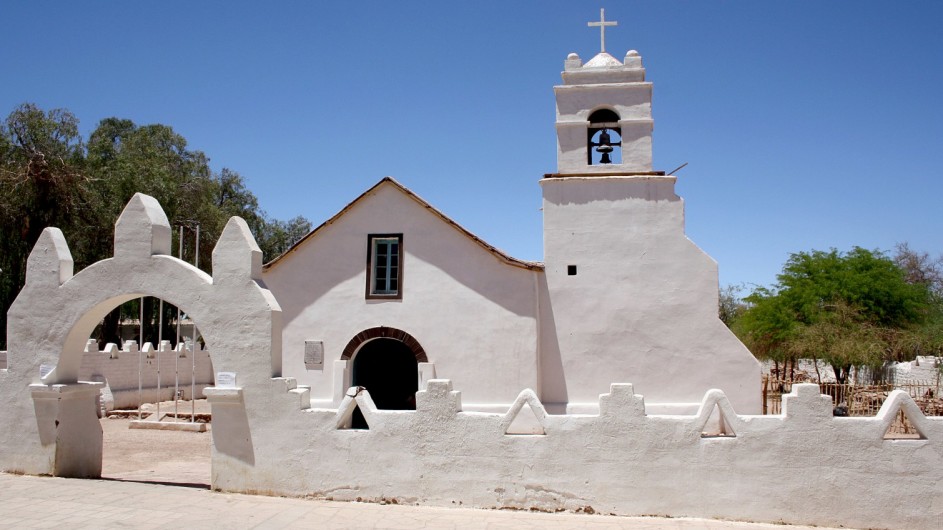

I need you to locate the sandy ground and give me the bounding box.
[101,400,212,486]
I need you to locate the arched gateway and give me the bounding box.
[0,194,282,478]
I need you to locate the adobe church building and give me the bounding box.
[263,44,761,416]
[2,13,940,529]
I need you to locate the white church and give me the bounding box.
[262,21,761,416]
[5,13,937,529]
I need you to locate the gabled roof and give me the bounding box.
[262,177,544,272]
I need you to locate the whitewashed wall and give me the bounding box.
[212,381,942,530]
[79,340,214,410]
[0,194,282,479]
[263,182,539,410]
[541,176,762,414]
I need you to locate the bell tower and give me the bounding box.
[554,11,653,174]
[538,10,761,415]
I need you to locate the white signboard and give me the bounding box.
[304,340,324,370]
[216,372,237,388]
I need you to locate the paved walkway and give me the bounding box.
[0,473,848,530]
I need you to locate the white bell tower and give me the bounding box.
[538,10,761,415]
[554,10,654,174]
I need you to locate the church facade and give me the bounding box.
[4,16,941,527]
[263,44,761,415]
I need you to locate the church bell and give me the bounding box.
[595,129,614,164]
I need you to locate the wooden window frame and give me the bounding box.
[365,234,403,300]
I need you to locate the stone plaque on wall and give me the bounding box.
[304,340,324,370]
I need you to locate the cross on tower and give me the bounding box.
[587,8,617,53]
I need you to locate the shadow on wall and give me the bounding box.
[205,388,254,465]
[542,176,680,206]
[537,273,567,408]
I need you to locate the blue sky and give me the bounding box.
[4,2,941,290]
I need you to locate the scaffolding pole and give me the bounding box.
[156,298,163,420]
[175,226,182,423]
[192,224,199,422]
[137,296,144,421]
[137,297,144,420]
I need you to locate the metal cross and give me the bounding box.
[587,8,618,53]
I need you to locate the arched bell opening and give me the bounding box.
[587,108,622,165]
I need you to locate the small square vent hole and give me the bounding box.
[567,265,577,276]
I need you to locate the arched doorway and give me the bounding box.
[342,327,426,429]
[352,338,419,411]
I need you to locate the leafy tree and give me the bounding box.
[719,283,748,328]
[894,242,943,297]
[1,104,97,349]
[892,243,943,362]
[257,215,313,260]
[735,247,937,384]
[1,103,310,350]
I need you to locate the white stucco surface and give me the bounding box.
[541,176,761,413]
[79,340,214,410]
[263,180,539,409]
[556,50,653,173]
[0,194,284,477]
[212,380,942,529]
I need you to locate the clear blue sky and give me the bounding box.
[5,2,942,290]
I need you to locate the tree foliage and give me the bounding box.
[732,247,942,383]
[718,283,747,328]
[1,103,310,349]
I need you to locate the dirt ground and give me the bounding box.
[101,399,212,486]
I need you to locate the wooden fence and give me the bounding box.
[762,377,942,436]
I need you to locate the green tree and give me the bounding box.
[892,243,943,362]
[718,283,749,328]
[735,247,936,384]
[1,104,95,350]
[1,103,310,350]
[257,215,312,260]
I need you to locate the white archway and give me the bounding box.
[0,193,282,478]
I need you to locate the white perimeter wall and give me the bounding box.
[263,183,538,409]
[79,340,214,409]
[541,176,761,413]
[214,381,942,530]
